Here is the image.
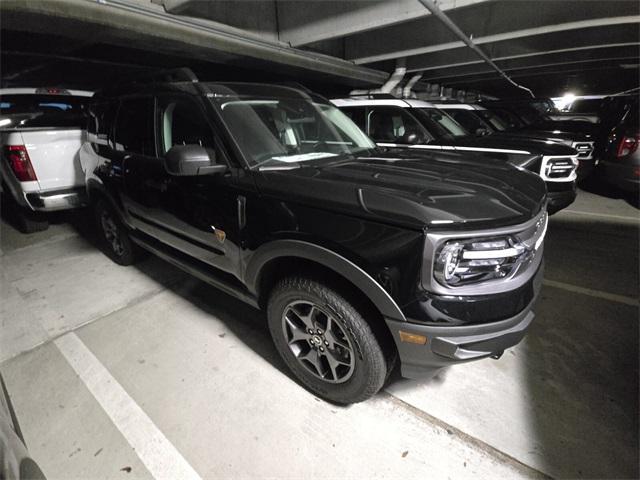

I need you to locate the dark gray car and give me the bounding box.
[601,99,639,193]
[0,374,46,480]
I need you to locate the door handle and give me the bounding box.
[237,195,247,230]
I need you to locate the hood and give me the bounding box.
[503,127,592,144]
[533,119,598,137]
[452,134,578,156]
[254,150,546,231]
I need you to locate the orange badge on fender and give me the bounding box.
[211,226,226,243]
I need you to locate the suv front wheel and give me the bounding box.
[267,276,388,404]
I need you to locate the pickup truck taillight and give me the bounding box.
[616,133,640,158]
[4,145,38,182]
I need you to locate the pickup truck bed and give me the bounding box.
[1,89,91,232]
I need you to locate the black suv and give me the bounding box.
[332,97,579,213]
[81,71,548,404]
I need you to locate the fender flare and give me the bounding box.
[85,178,131,226]
[244,239,406,322]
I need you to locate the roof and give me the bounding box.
[0,88,94,97]
[435,103,487,111]
[330,98,436,108]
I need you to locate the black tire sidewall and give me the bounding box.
[94,200,136,266]
[268,277,387,404]
[16,208,48,233]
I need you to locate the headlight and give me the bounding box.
[434,236,531,287]
[426,211,548,293]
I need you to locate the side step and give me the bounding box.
[131,235,260,309]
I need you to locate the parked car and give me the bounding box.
[332,96,577,213]
[0,374,46,479]
[0,88,92,232]
[555,96,604,123]
[479,100,597,178]
[600,97,639,193]
[435,101,595,181]
[593,94,639,161]
[80,71,549,404]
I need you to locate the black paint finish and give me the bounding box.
[82,80,547,377]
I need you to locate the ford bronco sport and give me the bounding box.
[80,70,548,404]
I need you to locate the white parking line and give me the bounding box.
[561,210,640,222]
[55,333,202,480]
[543,279,640,307]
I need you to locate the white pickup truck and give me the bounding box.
[1,88,93,232]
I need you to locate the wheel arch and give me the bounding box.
[245,239,406,324]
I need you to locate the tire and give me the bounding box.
[15,207,48,233]
[94,199,138,266]
[267,276,388,404]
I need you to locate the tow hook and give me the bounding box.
[490,351,504,360]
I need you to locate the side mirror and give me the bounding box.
[400,133,421,144]
[164,145,227,176]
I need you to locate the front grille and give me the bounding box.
[572,141,594,160]
[540,156,578,182]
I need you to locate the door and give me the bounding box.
[123,94,242,277]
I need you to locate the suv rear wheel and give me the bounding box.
[94,199,138,266]
[267,276,388,404]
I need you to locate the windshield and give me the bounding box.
[208,87,376,168]
[413,108,469,140]
[529,99,558,114]
[565,99,602,114]
[516,105,550,125]
[445,110,492,134]
[0,94,88,128]
[477,110,508,131]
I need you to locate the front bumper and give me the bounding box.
[24,187,87,211]
[601,160,640,192]
[577,158,596,180]
[547,182,577,214]
[387,264,543,379]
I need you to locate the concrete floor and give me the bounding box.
[1,188,638,479]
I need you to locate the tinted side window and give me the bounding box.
[340,107,367,132]
[87,102,117,146]
[158,96,215,154]
[114,97,155,155]
[368,107,428,143]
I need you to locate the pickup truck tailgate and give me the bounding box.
[15,128,86,191]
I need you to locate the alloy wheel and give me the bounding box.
[100,210,125,257]
[281,300,355,383]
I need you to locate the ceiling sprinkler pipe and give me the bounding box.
[416,0,535,98]
[403,74,423,98]
[349,66,407,96]
[374,66,407,93]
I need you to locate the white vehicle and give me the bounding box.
[1,88,93,232]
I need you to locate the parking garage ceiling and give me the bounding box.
[2,0,639,97]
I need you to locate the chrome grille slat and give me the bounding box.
[539,155,578,182]
[571,141,595,160]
